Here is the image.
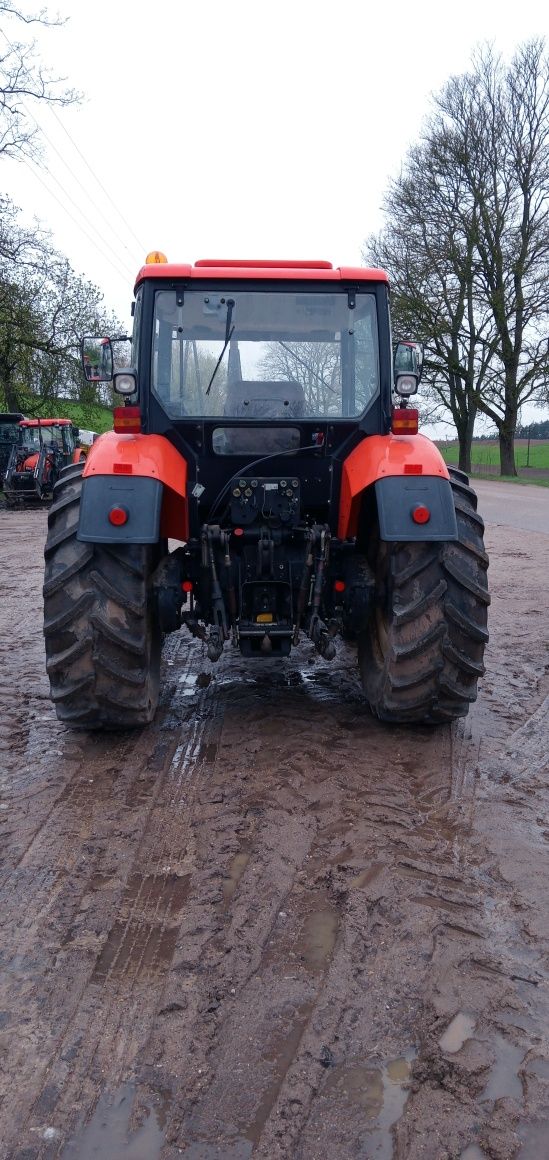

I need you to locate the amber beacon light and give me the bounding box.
[145,251,168,264]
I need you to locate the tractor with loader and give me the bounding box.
[5,419,86,506]
[43,256,489,729]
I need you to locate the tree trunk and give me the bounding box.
[0,365,20,413]
[499,425,517,476]
[455,404,477,474]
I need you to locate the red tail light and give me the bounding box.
[113,406,142,434]
[392,407,418,435]
[412,504,430,525]
[108,505,129,526]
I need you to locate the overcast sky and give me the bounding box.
[2,0,548,426]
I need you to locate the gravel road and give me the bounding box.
[472,481,549,535]
[0,496,548,1160]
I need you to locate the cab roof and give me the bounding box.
[20,418,72,427]
[135,259,389,288]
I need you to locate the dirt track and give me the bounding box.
[0,503,548,1160]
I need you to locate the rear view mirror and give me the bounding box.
[81,336,113,383]
[393,341,423,396]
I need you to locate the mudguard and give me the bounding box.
[338,434,453,540]
[78,432,188,543]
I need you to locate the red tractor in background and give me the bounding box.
[43,256,490,729]
[4,419,86,506]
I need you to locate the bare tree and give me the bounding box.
[367,39,549,476]
[259,341,340,414]
[365,140,494,472]
[437,41,549,475]
[0,2,78,159]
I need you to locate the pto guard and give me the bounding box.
[338,433,457,541]
[77,431,188,544]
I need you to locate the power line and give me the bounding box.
[0,23,145,273]
[50,107,147,253]
[32,153,136,279]
[12,98,140,277]
[22,157,135,289]
[36,109,142,272]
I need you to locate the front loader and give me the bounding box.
[43,256,489,728]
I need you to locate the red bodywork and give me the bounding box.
[83,431,189,540]
[134,260,389,288]
[20,418,73,426]
[338,434,449,539]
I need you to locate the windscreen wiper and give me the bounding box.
[206,298,235,395]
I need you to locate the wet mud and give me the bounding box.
[0,508,548,1159]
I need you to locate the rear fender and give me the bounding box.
[78,432,188,543]
[338,434,455,541]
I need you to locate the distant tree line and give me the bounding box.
[0,3,121,419]
[515,419,549,439]
[365,39,549,475]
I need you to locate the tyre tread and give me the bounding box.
[43,467,161,729]
[358,475,489,724]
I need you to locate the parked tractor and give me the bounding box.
[44,256,489,729]
[0,412,25,486]
[5,419,86,506]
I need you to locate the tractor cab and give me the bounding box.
[17,420,79,455]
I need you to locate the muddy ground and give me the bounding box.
[0,502,548,1160]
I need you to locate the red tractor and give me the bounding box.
[4,419,86,505]
[43,256,489,729]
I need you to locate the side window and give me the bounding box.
[63,427,75,453]
[353,301,379,411]
[132,290,142,374]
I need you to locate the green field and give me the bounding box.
[438,439,549,470]
[34,399,113,434]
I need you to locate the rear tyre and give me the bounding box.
[358,468,490,724]
[43,463,162,729]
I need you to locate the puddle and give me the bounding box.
[222,852,250,909]
[61,1083,164,1159]
[496,1009,537,1034]
[326,1065,384,1117]
[325,1051,415,1160]
[481,1033,523,1101]
[177,671,199,696]
[300,908,339,969]
[516,1119,549,1158]
[439,1012,476,1053]
[386,1058,411,1083]
[460,1146,487,1159]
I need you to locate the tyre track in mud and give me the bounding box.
[0,509,549,1159]
[1,628,226,1156]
